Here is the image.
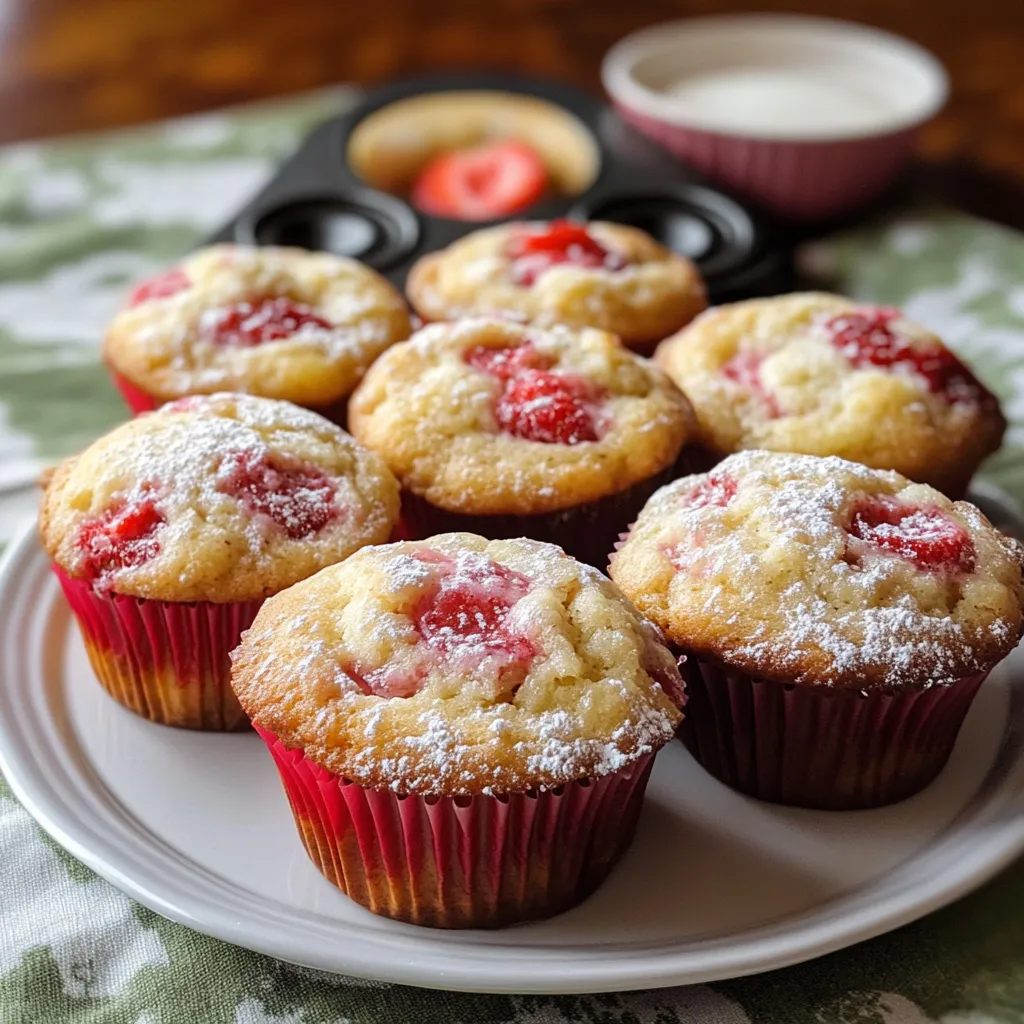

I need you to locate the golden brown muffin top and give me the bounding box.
[655,292,1005,495]
[39,393,399,603]
[231,533,684,796]
[406,220,706,348]
[348,317,694,516]
[610,451,1024,691]
[103,244,412,406]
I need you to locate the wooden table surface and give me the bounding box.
[0,0,1021,186]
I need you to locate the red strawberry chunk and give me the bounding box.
[76,496,166,581]
[507,220,626,286]
[496,369,601,444]
[202,297,332,348]
[825,307,986,403]
[682,473,737,510]
[127,268,190,307]
[412,140,548,221]
[848,496,975,573]
[218,450,337,538]
[464,340,553,381]
[412,551,537,693]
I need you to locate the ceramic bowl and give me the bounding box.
[602,15,949,221]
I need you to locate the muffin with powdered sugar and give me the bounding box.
[654,292,1005,495]
[610,450,1024,809]
[103,244,411,422]
[39,393,399,729]
[348,316,695,567]
[406,219,706,351]
[231,532,684,927]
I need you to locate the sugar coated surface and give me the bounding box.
[655,292,1005,495]
[348,317,693,516]
[610,451,1024,690]
[39,393,400,603]
[406,220,706,347]
[103,244,412,406]
[230,533,684,796]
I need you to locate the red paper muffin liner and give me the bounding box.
[110,371,161,414]
[256,725,655,928]
[108,371,350,428]
[400,467,675,571]
[55,567,260,730]
[677,652,989,809]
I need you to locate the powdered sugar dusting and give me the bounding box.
[48,392,398,600]
[619,451,1024,688]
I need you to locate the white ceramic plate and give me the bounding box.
[2,498,1023,995]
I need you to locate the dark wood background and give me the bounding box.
[0,0,1021,183]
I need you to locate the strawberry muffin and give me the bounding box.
[103,244,412,421]
[347,318,695,566]
[39,393,399,730]
[610,451,1024,809]
[230,532,684,927]
[654,293,1005,496]
[406,219,706,350]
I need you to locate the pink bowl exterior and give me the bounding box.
[615,101,917,222]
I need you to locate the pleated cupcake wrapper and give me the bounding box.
[677,652,989,810]
[256,725,655,928]
[399,466,675,571]
[55,567,260,731]
[108,371,350,428]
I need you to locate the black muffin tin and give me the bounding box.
[208,74,792,303]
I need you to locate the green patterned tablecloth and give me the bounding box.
[1,90,1024,1024]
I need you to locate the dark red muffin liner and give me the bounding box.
[108,371,350,428]
[55,567,261,730]
[677,652,989,810]
[400,466,676,570]
[256,725,655,928]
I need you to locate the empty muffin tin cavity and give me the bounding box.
[346,91,601,208]
[575,187,757,279]
[240,191,419,270]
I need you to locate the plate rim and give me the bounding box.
[2,518,1024,994]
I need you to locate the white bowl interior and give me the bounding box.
[603,16,949,141]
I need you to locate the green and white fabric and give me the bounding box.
[1,89,1023,1024]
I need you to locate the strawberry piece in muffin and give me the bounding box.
[825,306,986,403]
[216,450,338,539]
[496,369,602,445]
[76,494,166,585]
[202,297,333,348]
[127,268,191,307]
[507,220,626,286]
[848,495,976,574]
[464,339,552,380]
